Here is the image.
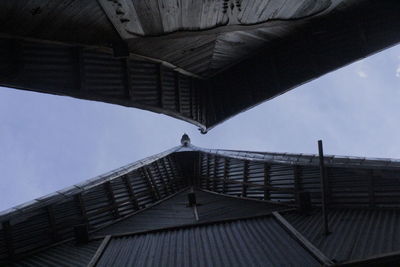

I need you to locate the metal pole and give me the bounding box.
[318,140,329,235]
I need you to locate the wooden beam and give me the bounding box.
[264,164,271,200]
[87,235,112,267]
[272,212,334,266]
[160,158,174,193]
[46,205,58,242]
[122,175,139,210]
[222,158,230,194]
[174,72,181,113]
[318,140,330,235]
[242,161,249,197]
[157,64,164,108]
[104,182,120,218]
[2,221,14,259]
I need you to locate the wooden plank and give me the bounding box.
[242,161,249,197]
[122,175,140,210]
[155,160,171,194]
[87,235,112,267]
[160,158,174,192]
[206,155,211,190]
[264,163,271,200]
[272,212,334,266]
[104,182,120,218]
[2,221,14,259]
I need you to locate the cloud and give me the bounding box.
[396,65,400,77]
[356,70,367,78]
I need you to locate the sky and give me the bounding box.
[0,44,399,211]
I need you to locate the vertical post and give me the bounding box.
[318,140,329,235]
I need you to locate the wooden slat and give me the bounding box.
[294,165,302,203]
[272,212,334,266]
[140,168,158,200]
[87,235,112,267]
[145,167,161,199]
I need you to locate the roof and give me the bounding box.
[3,139,400,265]
[1,1,399,131]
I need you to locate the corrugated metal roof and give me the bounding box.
[96,216,320,267]
[191,145,400,170]
[12,240,101,267]
[284,209,400,263]
[95,189,289,236]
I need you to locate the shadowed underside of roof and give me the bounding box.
[2,142,400,265]
[0,1,399,131]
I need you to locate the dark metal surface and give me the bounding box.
[95,189,288,237]
[0,1,399,130]
[11,240,102,267]
[285,209,400,263]
[96,216,320,267]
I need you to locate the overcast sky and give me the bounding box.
[0,44,399,211]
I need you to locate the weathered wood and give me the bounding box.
[87,235,112,267]
[155,161,171,194]
[104,182,120,218]
[46,205,58,242]
[272,212,334,266]
[160,158,174,192]
[318,140,329,235]
[206,155,211,190]
[264,164,271,200]
[122,175,140,210]
[2,221,14,259]
[242,161,249,197]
